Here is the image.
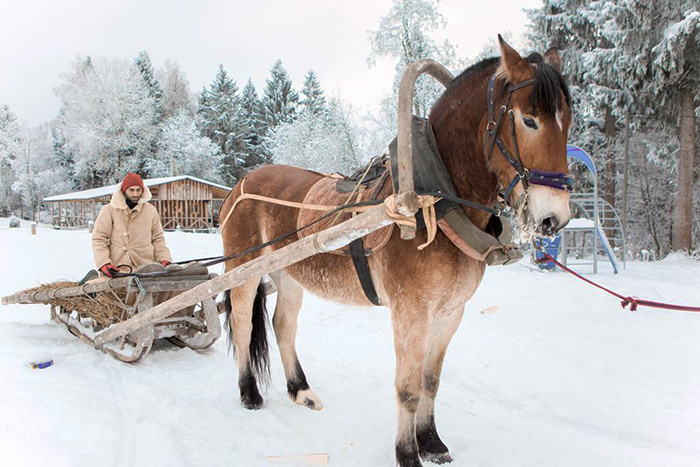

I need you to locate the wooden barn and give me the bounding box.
[43,176,232,230]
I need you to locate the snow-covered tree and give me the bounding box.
[147,111,223,181]
[262,60,299,128]
[0,104,23,216]
[300,70,326,115]
[268,97,368,174]
[135,50,163,123]
[11,123,71,221]
[198,65,248,185]
[156,59,196,120]
[54,56,158,187]
[527,0,700,255]
[368,0,461,119]
[649,6,700,251]
[239,79,269,172]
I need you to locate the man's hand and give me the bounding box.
[100,263,121,277]
[160,260,171,267]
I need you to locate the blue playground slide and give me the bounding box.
[595,224,620,274]
[535,226,619,274]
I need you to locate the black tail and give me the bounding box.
[222,282,271,387]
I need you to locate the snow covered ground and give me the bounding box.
[1,218,699,467]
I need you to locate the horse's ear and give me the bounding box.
[544,46,562,73]
[497,34,531,82]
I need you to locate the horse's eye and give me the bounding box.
[523,117,538,129]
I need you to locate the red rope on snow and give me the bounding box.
[535,253,700,313]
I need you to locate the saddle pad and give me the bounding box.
[297,176,394,255]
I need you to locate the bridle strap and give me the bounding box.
[485,75,534,202]
[484,74,573,205]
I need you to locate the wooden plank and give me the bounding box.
[94,198,402,346]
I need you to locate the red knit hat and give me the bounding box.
[121,172,145,193]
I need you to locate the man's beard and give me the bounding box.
[126,197,140,209]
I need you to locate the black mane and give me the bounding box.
[524,52,572,116]
[448,53,572,117]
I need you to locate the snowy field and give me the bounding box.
[1,218,700,467]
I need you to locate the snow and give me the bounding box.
[2,218,700,466]
[563,218,596,229]
[43,176,231,202]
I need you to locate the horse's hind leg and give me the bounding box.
[416,304,465,464]
[269,270,322,410]
[391,304,429,467]
[228,277,268,410]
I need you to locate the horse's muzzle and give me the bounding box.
[537,215,568,237]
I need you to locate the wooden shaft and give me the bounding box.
[95,200,399,346]
[396,59,454,240]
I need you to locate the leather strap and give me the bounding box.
[349,238,382,306]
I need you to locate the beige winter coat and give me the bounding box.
[92,183,172,271]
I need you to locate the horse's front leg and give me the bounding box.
[416,303,465,464]
[392,304,429,467]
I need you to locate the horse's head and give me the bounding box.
[485,36,573,240]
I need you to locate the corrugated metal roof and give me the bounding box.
[43,175,231,202]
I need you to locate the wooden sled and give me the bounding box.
[3,62,449,362]
[5,262,221,363]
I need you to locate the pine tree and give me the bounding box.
[648,4,700,251]
[300,70,326,115]
[239,79,269,171]
[197,65,248,185]
[135,51,163,122]
[526,0,700,256]
[262,60,299,128]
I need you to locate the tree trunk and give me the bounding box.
[603,105,617,243]
[672,88,696,251]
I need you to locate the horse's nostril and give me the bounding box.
[540,216,558,236]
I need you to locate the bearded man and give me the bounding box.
[92,172,172,277]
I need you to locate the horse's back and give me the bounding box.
[219,165,326,267]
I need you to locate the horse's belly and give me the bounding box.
[285,254,377,307]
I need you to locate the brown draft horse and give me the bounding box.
[219,37,572,467]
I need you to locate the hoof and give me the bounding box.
[396,449,423,467]
[420,451,453,464]
[292,389,323,411]
[241,392,264,410]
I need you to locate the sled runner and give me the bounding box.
[2,262,221,363]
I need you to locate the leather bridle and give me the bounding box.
[484,74,574,209]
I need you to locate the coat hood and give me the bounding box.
[110,182,153,210]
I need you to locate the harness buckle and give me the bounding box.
[486,120,496,132]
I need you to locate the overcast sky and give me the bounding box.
[0,0,540,126]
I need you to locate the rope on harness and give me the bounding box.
[221,176,443,250]
[114,193,442,279]
[535,251,700,313]
[219,178,376,231]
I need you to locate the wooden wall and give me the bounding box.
[49,179,226,230]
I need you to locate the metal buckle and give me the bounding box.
[486,120,496,132]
